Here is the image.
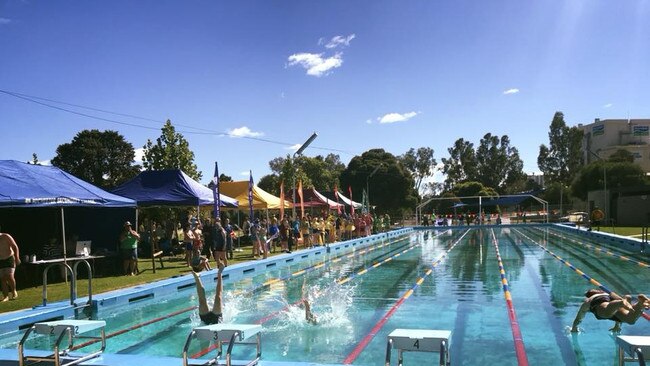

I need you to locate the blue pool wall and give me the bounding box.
[0,228,412,336]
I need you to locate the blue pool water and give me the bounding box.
[2,226,649,365]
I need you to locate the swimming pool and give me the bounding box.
[2,225,649,365]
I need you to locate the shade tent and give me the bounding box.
[0,160,136,208]
[111,170,238,207]
[287,188,343,210]
[219,181,292,209]
[321,191,363,209]
[0,160,136,262]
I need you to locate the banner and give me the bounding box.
[298,179,304,218]
[212,162,221,220]
[334,185,341,215]
[279,180,285,219]
[633,125,649,136]
[248,170,254,220]
[592,124,604,136]
[349,186,354,215]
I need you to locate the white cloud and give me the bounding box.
[377,111,419,124]
[280,92,285,99]
[366,119,373,124]
[285,143,302,151]
[287,52,343,77]
[503,88,520,95]
[603,103,613,108]
[227,126,264,138]
[324,34,356,49]
[240,171,250,176]
[133,147,145,165]
[0,18,11,25]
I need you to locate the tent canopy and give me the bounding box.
[112,170,238,207]
[288,188,343,210]
[219,181,292,210]
[0,160,136,208]
[321,191,363,209]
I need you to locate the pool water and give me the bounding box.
[3,226,649,365]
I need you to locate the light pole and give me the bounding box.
[366,164,382,214]
[292,132,318,218]
[587,149,607,222]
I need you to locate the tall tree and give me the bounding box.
[51,129,140,189]
[441,138,477,190]
[475,133,525,192]
[608,149,635,163]
[537,112,584,185]
[258,174,280,196]
[399,147,437,195]
[571,161,648,200]
[268,153,344,192]
[142,120,201,180]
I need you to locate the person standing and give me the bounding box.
[0,228,20,301]
[212,221,228,267]
[223,218,234,260]
[119,221,140,276]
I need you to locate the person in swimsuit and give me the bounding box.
[0,229,20,301]
[192,260,225,325]
[301,277,318,325]
[571,289,650,332]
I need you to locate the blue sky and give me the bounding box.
[1,1,649,186]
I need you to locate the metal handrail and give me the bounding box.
[43,263,75,306]
[72,260,93,305]
[636,347,646,366]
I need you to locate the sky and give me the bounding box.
[1,0,650,186]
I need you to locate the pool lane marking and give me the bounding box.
[71,234,413,352]
[191,232,450,359]
[514,228,650,322]
[531,227,650,269]
[342,229,470,365]
[490,229,529,366]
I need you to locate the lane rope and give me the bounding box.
[491,229,529,366]
[514,228,650,322]
[342,229,470,364]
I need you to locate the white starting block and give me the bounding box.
[183,323,262,366]
[385,329,451,366]
[616,335,650,365]
[18,319,106,366]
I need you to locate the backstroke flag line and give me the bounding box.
[212,162,221,219]
[349,186,354,215]
[279,180,285,219]
[334,185,341,215]
[248,170,254,220]
[298,179,304,218]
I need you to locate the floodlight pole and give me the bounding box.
[292,132,318,218]
[366,164,382,214]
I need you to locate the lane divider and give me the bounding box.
[342,229,470,364]
[191,232,455,358]
[531,227,649,268]
[491,229,529,366]
[514,228,650,322]
[70,234,414,351]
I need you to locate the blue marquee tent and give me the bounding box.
[111,169,238,207]
[0,160,135,208]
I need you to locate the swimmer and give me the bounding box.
[192,260,224,325]
[571,289,650,333]
[302,277,318,325]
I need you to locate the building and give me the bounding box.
[578,118,650,172]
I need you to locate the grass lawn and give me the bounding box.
[1,245,285,314]
[593,226,647,237]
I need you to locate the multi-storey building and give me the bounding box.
[578,118,650,171]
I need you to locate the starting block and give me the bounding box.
[385,329,451,366]
[183,323,262,366]
[18,319,106,366]
[616,335,650,365]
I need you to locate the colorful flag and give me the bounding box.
[279,180,285,219]
[248,170,254,220]
[349,186,354,215]
[298,179,304,218]
[334,185,341,215]
[212,162,221,220]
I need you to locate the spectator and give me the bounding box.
[0,227,20,301]
[119,221,140,276]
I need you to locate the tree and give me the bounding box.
[219,173,233,182]
[537,112,584,185]
[51,129,140,189]
[608,149,635,163]
[268,153,344,192]
[258,174,280,196]
[475,133,525,192]
[399,147,437,196]
[142,120,201,180]
[340,149,417,216]
[441,138,477,190]
[571,161,648,200]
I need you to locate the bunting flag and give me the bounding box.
[248,170,254,220]
[349,186,354,215]
[334,185,341,215]
[279,180,285,219]
[212,162,221,220]
[298,179,304,218]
